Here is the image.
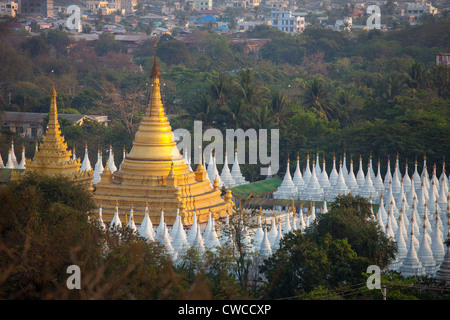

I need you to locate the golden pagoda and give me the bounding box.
[11,82,93,190]
[94,45,233,226]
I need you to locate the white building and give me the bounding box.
[0,0,18,17]
[270,11,305,34]
[194,0,212,11]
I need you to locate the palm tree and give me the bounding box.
[302,78,334,120]
[186,93,220,129]
[244,106,276,130]
[236,68,255,104]
[223,96,248,129]
[269,90,288,125]
[209,72,230,107]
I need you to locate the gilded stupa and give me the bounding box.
[11,82,94,190]
[94,45,233,226]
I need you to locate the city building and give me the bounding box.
[436,53,450,66]
[0,0,18,17]
[194,0,212,11]
[18,0,53,17]
[270,10,305,34]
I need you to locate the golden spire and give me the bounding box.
[125,42,182,163]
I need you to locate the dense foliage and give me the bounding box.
[1,175,446,299]
[1,22,449,181]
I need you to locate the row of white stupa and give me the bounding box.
[273,154,450,206]
[96,196,450,279]
[98,201,332,262]
[0,141,26,169]
[0,141,248,188]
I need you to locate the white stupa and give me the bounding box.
[318,157,332,195]
[10,141,19,168]
[356,156,365,190]
[398,227,425,277]
[273,159,298,200]
[110,203,122,230]
[231,149,248,186]
[328,161,350,200]
[302,162,324,201]
[17,145,26,169]
[259,227,272,259]
[80,144,92,172]
[139,206,155,241]
[5,148,15,169]
[359,163,379,201]
[417,222,439,275]
[328,155,339,187]
[107,144,117,173]
[403,162,412,192]
[373,159,385,196]
[292,155,306,193]
[220,151,236,189]
[345,159,359,195]
[302,153,312,186]
[93,150,104,185]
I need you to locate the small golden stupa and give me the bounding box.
[94,45,233,226]
[11,81,93,189]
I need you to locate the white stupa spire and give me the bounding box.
[171,210,189,256]
[5,148,15,169]
[93,149,104,184]
[187,211,199,245]
[17,145,26,169]
[384,157,393,193]
[356,155,365,189]
[119,146,127,171]
[431,213,445,264]
[253,212,264,250]
[345,158,359,195]
[108,144,117,173]
[220,151,236,188]
[156,210,168,242]
[110,203,122,230]
[231,148,247,186]
[417,222,438,275]
[292,155,306,193]
[412,159,422,191]
[273,158,298,200]
[329,154,339,187]
[303,161,324,201]
[192,223,205,255]
[303,153,311,185]
[259,227,272,259]
[10,140,18,168]
[403,162,412,192]
[315,152,321,177]
[373,159,385,196]
[319,156,331,195]
[80,144,92,172]
[398,226,425,277]
[267,216,278,247]
[328,160,350,200]
[98,206,106,230]
[127,206,137,232]
[139,205,155,241]
[359,163,379,201]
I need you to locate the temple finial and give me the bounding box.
[150,42,161,78]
